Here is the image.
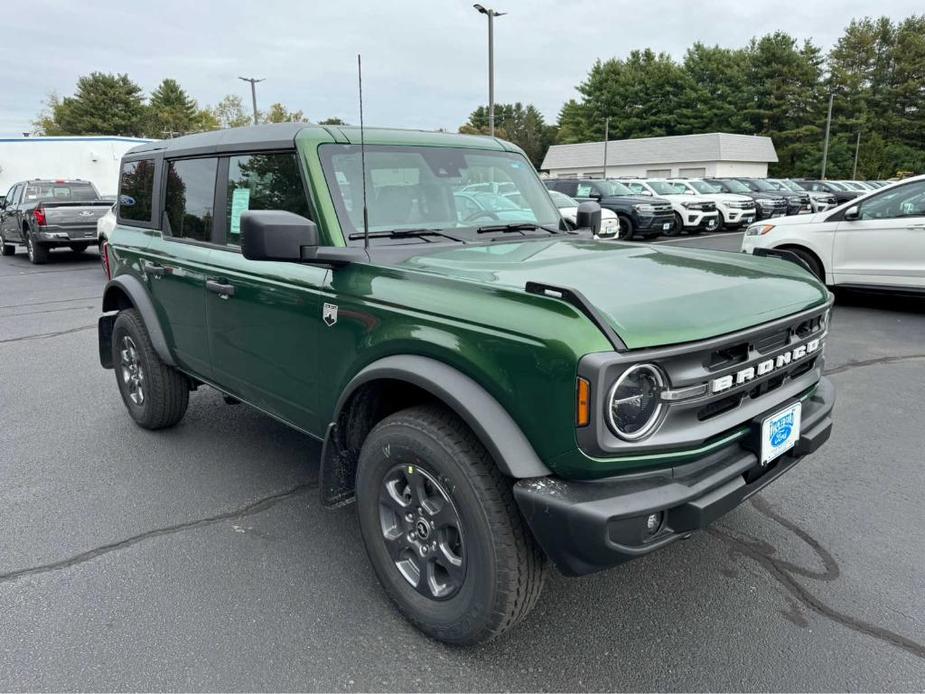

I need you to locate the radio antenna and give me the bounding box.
[358,54,370,251]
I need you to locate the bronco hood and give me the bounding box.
[398,239,828,350]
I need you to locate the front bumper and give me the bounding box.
[636,213,675,236]
[756,204,788,220]
[721,207,757,227]
[514,377,834,576]
[681,209,720,230]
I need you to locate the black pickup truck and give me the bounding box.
[545,179,675,239]
[0,179,111,264]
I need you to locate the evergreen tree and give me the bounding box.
[35,73,146,136]
[147,78,200,137]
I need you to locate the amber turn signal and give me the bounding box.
[577,377,591,427]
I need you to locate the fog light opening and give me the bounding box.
[645,512,664,537]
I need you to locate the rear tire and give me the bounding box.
[355,404,546,645]
[25,230,48,264]
[111,309,189,429]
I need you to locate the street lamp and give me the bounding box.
[473,4,506,137]
[238,76,265,126]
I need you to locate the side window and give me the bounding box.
[576,183,593,198]
[119,160,155,223]
[628,182,646,194]
[164,158,218,242]
[6,184,22,206]
[858,181,925,221]
[225,152,310,246]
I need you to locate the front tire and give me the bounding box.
[70,243,89,253]
[355,404,546,645]
[111,309,189,429]
[664,213,682,237]
[617,214,635,240]
[785,247,825,283]
[0,232,14,256]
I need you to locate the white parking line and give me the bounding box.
[652,231,745,244]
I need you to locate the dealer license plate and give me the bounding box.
[760,402,801,466]
[743,216,754,224]
[662,222,672,230]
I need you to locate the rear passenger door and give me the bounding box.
[142,157,219,379]
[204,151,327,434]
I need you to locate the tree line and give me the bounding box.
[34,74,346,138]
[459,14,924,178]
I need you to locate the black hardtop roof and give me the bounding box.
[124,122,317,159]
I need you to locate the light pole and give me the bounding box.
[852,130,861,179]
[602,117,610,178]
[473,4,506,137]
[821,92,834,179]
[238,76,265,126]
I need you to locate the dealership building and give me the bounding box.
[0,136,153,197]
[541,132,777,179]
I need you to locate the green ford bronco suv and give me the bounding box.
[98,123,834,644]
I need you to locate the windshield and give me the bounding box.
[596,180,635,196]
[711,179,750,194]
[547,190,577,208]
[319,145,559,242]
[826,181,848,191]
[645,180,680,195]
[23,182,99,203]
[747,178,776,192]
[689,180,721,194]
[775,179,802,192]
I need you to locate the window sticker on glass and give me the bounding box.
[229,188,251,237]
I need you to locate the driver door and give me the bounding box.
[833,179,925,289]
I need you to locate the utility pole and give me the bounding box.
[602,117,610,178]
[474,5,506,137]
[821,92,834,179]
[852,131,861,179]
[238,76,265,126]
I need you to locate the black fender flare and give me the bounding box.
[99,274,175,368]
[320,355,553,506]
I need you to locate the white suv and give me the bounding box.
[670,179,757,229]
[741,175,925,291]
[624,179,720,236]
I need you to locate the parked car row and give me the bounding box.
[541,175,903,241]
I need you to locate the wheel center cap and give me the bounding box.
[415,518,430,540]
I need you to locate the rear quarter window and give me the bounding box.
[119,159,155,223]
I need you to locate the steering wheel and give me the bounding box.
[463,209,501,223]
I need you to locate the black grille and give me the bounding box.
[754,330,790,353]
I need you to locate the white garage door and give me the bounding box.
[678,167,707,177]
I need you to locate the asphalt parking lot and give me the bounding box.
[1,233,923,691]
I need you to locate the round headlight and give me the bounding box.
[607,364,666,440]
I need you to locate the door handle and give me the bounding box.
[142,262,169,278]
[206,279,235,299]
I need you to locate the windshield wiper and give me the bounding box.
[475,222,562,235]
[347,228,466,243]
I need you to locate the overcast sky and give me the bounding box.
[1,0,921,137]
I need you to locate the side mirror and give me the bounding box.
[588,191,602,200]
[684,190,695,195]
[241,210,319,262]
[843,205,860,221]
[576,201,602,235]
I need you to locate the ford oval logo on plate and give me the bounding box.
[760,402,802,466]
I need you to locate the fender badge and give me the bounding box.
[322,303,338,327]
